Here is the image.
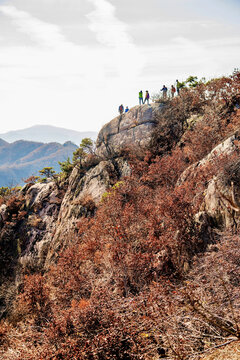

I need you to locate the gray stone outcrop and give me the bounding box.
[19,181,62,268]
[45,157,130,264]
[0,204,8,223]
[179,132,240,229]
[96,103,163,157]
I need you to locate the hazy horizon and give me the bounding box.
[0,0,239,134]
[0,124,98,136]
[0,124,98,145]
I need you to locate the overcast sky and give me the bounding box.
[0,0,239,134]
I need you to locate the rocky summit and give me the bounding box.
[96,103,162,157]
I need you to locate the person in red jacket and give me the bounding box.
[171,85,176,98]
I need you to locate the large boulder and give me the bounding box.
[25,181,57,209]
[179,132,240,230]
[96,104,163,157]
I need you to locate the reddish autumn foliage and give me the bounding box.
[1,72,240,359]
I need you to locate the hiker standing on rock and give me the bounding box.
[118,104,124,114]
[139,90,143,105]
[144,90,150,105]
[171,85,176,98]
[176,80,180,95]
[125,106,129,113]
[161,85,168,100]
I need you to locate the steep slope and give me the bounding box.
[0,73,240,360]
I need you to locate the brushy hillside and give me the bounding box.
[0,72,240,360]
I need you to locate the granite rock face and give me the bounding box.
[96,103,163,157]
[45,157,130,264]
[19,181,62,268]
[18,159,128,267]
[179,132,240,230]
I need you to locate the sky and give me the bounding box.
[0,0,239,134]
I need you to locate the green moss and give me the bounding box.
[101,181,124,202]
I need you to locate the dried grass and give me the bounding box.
[201,341,240,360]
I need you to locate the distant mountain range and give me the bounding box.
[0,139,78,187]
[0,125,97,145]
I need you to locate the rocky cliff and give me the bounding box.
[0,103,161,315]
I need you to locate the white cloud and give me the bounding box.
[0,0,239,135]
[0,5,70,48]
[139,34,240,89]
[0,5,104,131]
[86,0,145,79]
[86,0,133,48]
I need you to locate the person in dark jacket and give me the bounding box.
[161,85,168,100]
[118,104,124,114]
[144,90,150,105]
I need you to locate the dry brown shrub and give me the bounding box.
[27,214,43,228]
